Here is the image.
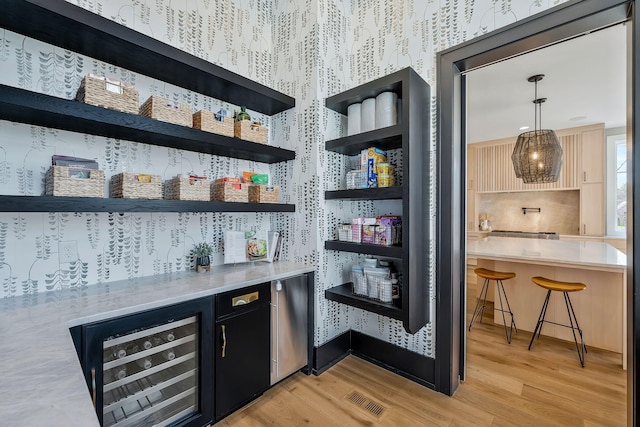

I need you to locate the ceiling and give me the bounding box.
[466,23,627,144]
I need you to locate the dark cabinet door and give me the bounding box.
[214,304,270,420]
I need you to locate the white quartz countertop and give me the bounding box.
[0,261,314,426]
[467,236,626,271]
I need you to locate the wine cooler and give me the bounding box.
[73,298,213,427]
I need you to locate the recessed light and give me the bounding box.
[519,126,529,130]
[570,115,587,121]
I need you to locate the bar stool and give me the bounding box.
[528,276,587,367]
[469,267,518,344]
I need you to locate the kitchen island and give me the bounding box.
[0,261,314,426]
[467,236,627,367]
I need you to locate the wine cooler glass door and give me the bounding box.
[82,298,213,427]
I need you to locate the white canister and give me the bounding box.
[375,91,398,129]
[361,97,376,132]
[347,103,361,135]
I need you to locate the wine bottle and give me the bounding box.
[140,338,153,350]
[136,356,153,370]
[113,366,127,380]
[162,349,176,361]
[164,330,175,342]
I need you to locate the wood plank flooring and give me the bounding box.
[215,279,627,426]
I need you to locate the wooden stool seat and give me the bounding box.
[474,268,516,281]
[469,268,517,343]
[528,276,587,367]
[531,276,586,293]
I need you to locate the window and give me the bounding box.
[606,131,627,236]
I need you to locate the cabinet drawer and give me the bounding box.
[215,282,271,319]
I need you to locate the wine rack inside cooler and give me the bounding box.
[101,316,199,427]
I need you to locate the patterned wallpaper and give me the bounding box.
[0,0,568,356]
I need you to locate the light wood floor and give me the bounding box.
[216,282,627,426]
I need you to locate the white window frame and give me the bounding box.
[606,129,627,237]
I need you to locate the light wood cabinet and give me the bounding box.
[581,128,606,183]
[580,183,605,236]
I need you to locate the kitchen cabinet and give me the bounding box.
[581,128,606,183]
[71,297,214,427]
[0,0,296,213]
[580,182,605,236]
[579,128,605,236]
[214,282,271,421]
[323,67,430,334]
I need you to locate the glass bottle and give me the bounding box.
[236,106,251,122]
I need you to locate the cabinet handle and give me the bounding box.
[221,324,226,358]
[583,224,586,234]
[584,171,586,182]
[91,368,96,408]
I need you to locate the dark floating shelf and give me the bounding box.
[325,186,403,200]
[325,283,402,320]
[1,0,294,115]
[0,196,296,213]
[325,125,402,155]
[324,241,402,258]
[0,85,295,164]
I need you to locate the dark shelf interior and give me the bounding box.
[325,71,405,115]
[325,186,403,200]
[325,283,402,320]
[324,241,402,258]
[0,195,295,213]
[325,125,402,155]
[0,84,295,164]
[1,0,294,115]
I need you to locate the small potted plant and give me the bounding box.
[193,242,213,272]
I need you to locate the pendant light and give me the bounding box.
[511,74,562,183]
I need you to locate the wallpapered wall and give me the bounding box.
[0,0,568,355]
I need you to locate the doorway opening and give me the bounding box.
[435,0,636,424]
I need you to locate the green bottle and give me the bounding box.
[236,106,251,122]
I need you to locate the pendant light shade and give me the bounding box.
[511,75,562,184]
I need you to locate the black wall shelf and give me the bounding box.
[0,196,295,213]
[325,125,402,155]
[0,85,295,164]
[325,186,403,200]
[1,0,294,116]
[325,284,402,321]
[324,241,402,259]
[323,67,430,334]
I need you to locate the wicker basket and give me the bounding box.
[76,74,139,115]
[211,182,248,202]
[193,110,233,137]
[110,173,162,199]
[140,96,192,127]
[234,121,268,144]
[164,175,210,201]
[248,185,279,203]
[45,166,105,198]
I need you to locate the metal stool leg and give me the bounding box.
[563,292,586,367]
[469,278,490,330]
[528,290,551,350]
[495,279,517,344]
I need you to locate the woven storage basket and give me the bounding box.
[45,166,105,198]
[193,110,233,137]
[234,121,268,144]
[140,96,192,127]
[164,176,210,201]
[211,182,248,202]
[248,185,279,203]
[110,173,162,199]
[76,75,139,115]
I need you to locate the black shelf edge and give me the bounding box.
[325,68,412,115]
[325,283,402,320]
[2,0,294,115]
[0,196,296,213]
[325,125,403,155]
[324,241,403,258]
[325,186,403,200]
[0,85,296,164]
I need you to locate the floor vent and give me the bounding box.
[344,390,388,421]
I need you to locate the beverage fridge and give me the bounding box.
[71,298,213,427]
